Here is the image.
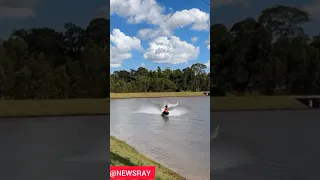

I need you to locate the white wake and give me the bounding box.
[133,100,188,116]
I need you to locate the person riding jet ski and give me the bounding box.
[163,105,169,115]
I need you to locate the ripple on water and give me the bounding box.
[110,97,210,180]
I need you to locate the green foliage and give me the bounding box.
[110,64,210,93]
[0,18,109,99]
[211,5,320,96]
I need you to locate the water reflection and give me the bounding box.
[0,116,109,180]
[211,110,320,180]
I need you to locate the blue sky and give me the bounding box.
[0,0,107,38]
[211,0,320,36]
[110,0,210,72]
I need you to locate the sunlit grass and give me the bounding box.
[110,136,185,180]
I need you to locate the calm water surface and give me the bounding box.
[211,110,320,180]
[110,97,210,180]
[0,116,109,180]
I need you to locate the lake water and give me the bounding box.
[110,97,210,180]
[211,110,320,180]
[0,115,109,180]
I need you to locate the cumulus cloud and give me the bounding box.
[110,29,143,67]
[111,0,209,39]
[205,60,210,68]
[110,0,167,25]
[143,36,199,64]
[191,36,198,43]
[137,27,172,40]
[140,62,146,68]
[0,0,38,19]
[205,35,210,49]
[165,8,209,30]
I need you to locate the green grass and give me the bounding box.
[110,92,206,99]
[110,136,185,180]
[0,99,109,117]
[211,96,308,111]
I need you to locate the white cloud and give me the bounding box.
[137,27,172,40]
[165,8,209,31]
[191,36,198,43]
[111,0,209,39]
[110,0,209,67]
[143,36,199,64]
[205,35,210,49]
[110,29,143,67]
[140,62,146,68]
[205,60,210,68]
[110,0,167,25]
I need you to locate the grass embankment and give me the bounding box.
[0,99,109,117]
[110,136,185,180]
[211,96,308,111]
[110,92,205,99]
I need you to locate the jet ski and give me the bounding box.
[162,111,169,116]
[151,100,178,117]
[162,104,170,116]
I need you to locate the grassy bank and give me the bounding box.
[110,136,185,180]
[0,95,307,117]
[110,92,205,99]
[0,99,109,117]
[211,96,308,111]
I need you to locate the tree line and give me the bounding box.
[211,5,320,96]
[110,63,210,93]
[0,18,109,99]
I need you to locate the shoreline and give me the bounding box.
[0,95,313,118]
[0,99,109,117]
[211,108,312,112]
[0,113,109,119]
[211,96,308,111]
[110,136,185,180]
[110,92,207,99]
